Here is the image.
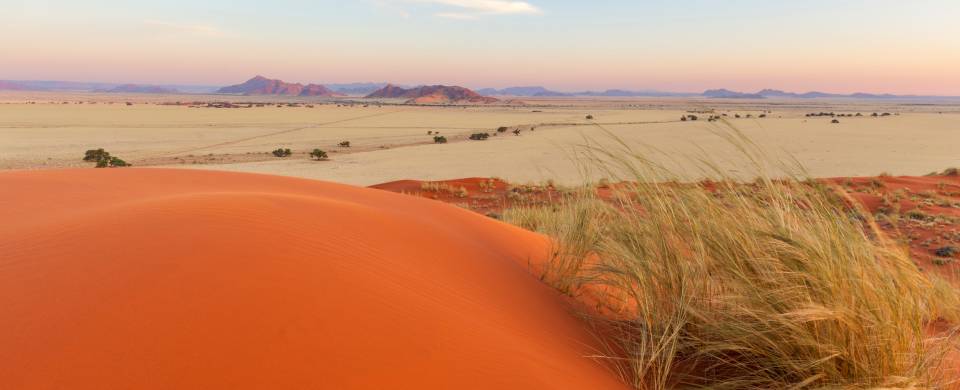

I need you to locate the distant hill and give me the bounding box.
[217,76,342,97]
[366,85,499,104]
[746,88,956,100]
[326,82,390,96]
[703,89,766,99]
[577,89,695,97]
[478,86,696,97]
[0,81,28,91]
[478,86,569,97]
[96,84,180,94]
[0,80,219,93]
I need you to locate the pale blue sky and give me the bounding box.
[3,0,959,93]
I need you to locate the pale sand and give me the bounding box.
[2,93,959,185]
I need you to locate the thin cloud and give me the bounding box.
[435,12,479,20]
[143,20,223,37]
[388,0,541,19]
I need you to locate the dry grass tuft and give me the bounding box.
[505,126,959,389]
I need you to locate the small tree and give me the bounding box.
[339,141,351,148]
[310,149,328,161]
[434,136,448,144]
[84,148,130,168]
[83,148,109,162]
[497,126,509,133]
[272,148,292,158]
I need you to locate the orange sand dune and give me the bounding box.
[0,169,626,389]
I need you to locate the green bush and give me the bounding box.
[310,149,328,161]
[433,136,448,144]
[272,148,292,158]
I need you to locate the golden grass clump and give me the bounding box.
[505,128,959,389]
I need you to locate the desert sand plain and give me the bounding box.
[4,91,960,388]
[2,91,959,184]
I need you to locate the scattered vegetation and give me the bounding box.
[433,135,448,144]
[272,148,292,158]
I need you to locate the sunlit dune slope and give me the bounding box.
[0,169,625,390]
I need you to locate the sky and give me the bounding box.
[2,0,959,94]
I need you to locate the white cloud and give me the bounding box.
[386,0,541,19]
[435,12,478,20]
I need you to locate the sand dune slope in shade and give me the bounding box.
[0,169,626,390]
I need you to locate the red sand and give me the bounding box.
[0,169,626,389]
[379,175,960,280]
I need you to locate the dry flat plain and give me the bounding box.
[2,91,959,184]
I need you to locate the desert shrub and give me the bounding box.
[272,148,292,158]
[906,209,933,222]
[339,141,351,148]
[513,129,522,136]
[503,130,958,389]
[310,149,328,161]
[933,257,954,266]
[433,136,448,144]
[832,119,841,124]
[586,115,594,120]
[469,133,490,141]
[935,246,958,257]
[680,116,687,121]
[497,126,509,133]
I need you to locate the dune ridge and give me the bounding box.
[0,169,626,390]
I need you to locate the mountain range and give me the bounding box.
[2,77,958,100]
[478,86,698,98]
[95,84,181,94]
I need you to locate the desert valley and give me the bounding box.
[4,1,960,388]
